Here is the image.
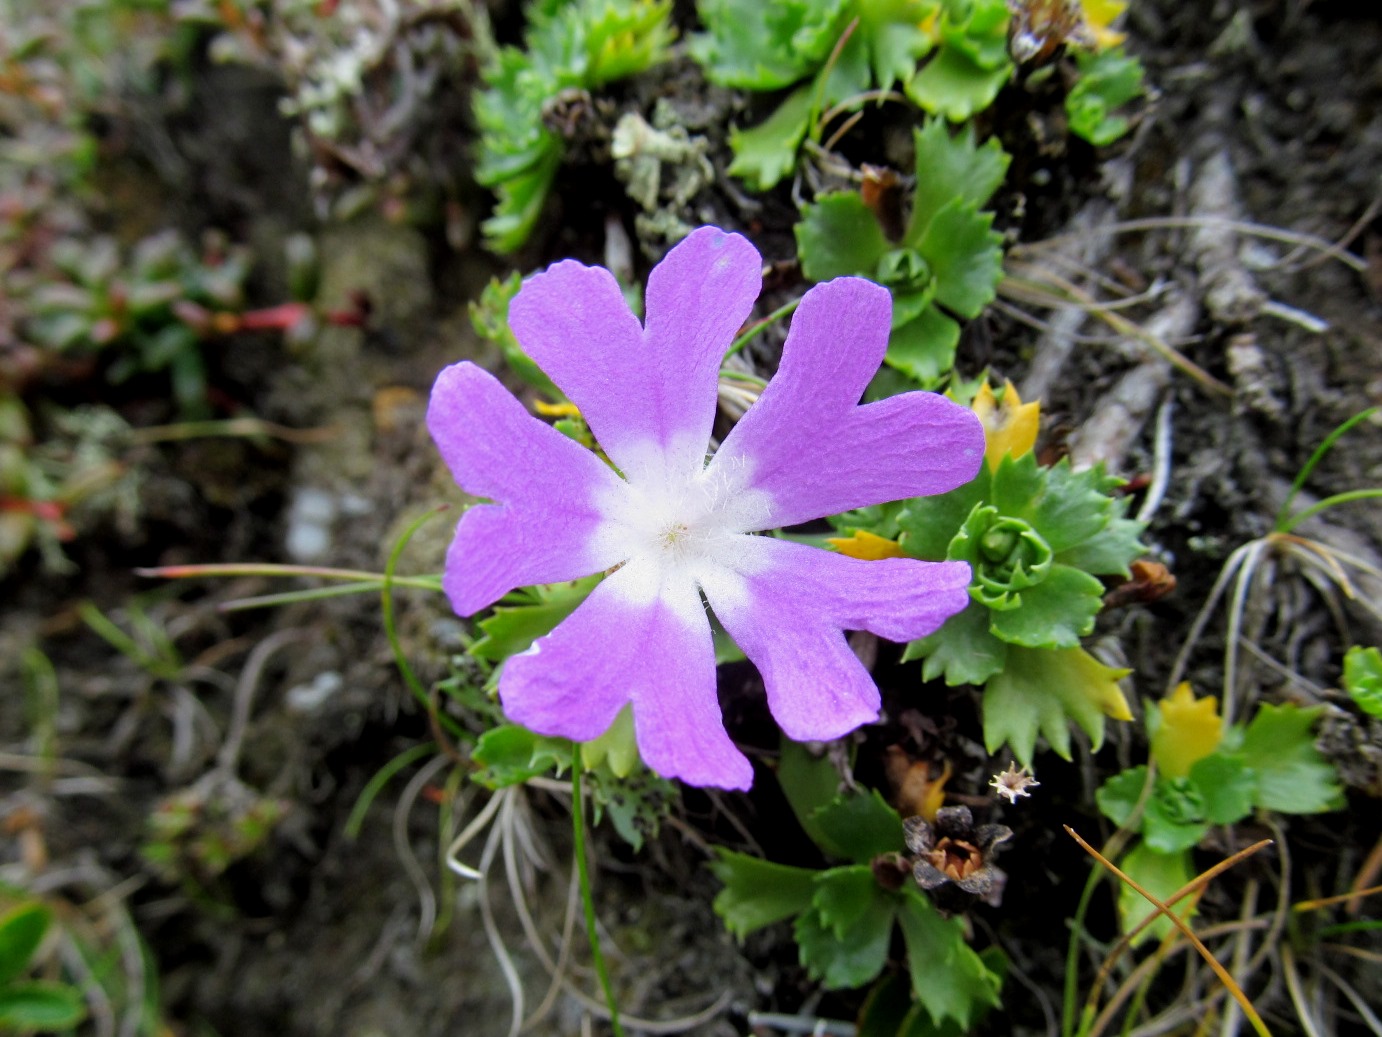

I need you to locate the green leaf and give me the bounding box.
[469,576,600,662]
[1095,765,1150,829]
[710,850,819,938]
[916,200,1004,318]
[1025,459,1124,554]
[857,0,937,89]
[795,874,896,989]
[897,888,1002,1028]
[982,645,1132,764]
[986,563,1105,648]
[904,120,1010,243]
[0,981,86,1030]
[471,724,571,787]
[1066,46,1145,146]
[1056,514,1146,577]
[904,600,1009,687]
[1116,842,1195,946]
[1142,778,1209,854]
[0,902,51,985]
[795,190,891,281]
[690,0,848,89]
[883,306,961,386]
[1344,645,1382,718]
[778,738,856,858]
[810,789,906,864]
[905,45,1011,122]
[897,469,991,561]
[809,864,882,935]
[1188,752,1256,825]
[1238,703,1344,814]
[728,84,819,191]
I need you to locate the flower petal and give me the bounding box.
[428,361,627,614]
[500,562,753,790]
[699,537,972,741]
[510,227,761,484]
[709,277,985,527]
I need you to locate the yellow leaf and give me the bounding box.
[971,379,1041,471]
[826,530,907,560]
[1150,682,1222,779]
[534,399,581,418]
[1080,0,1127,47]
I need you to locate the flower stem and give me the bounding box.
[571,752,624,1037]
[726,297,801,358]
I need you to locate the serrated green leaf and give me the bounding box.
[986,563,1105,648]
[897,888,1002,1028]
[1066,46,1145,146]
[905,600,1009,686]
[883,306,960,386]
[1095,765,1150,829]
[469,576,600,662]
[810,864,880,934]
[905,45,1011,122]
[0,903,51,985]
[904,120,1010,241]
[0,981,86,1030]
[917,200,1004,318]
[1142,778,1208,853]
[1189,753,1256,825]
[795,189,891,281]
[727,84,818,191]
[1056,514,1146,577]
[983,645,1132,764]
[858,0,937,89]
[935,0,1011,68]
[691,0,848,89]
[1239,703,1344,814]
[897,471,991,560]
[795,881,895,989]
[1117,842,1195,946]
[709,850,819,938]
[471,724,571,787]
[1344,645,1382,718]
[810,789,905,864]
[1026,459,1124,553]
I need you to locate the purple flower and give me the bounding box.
[427,227,983,790]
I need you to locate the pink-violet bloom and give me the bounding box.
[428,227,983,790]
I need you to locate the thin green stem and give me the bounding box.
[1274,406,1379,532]
[808,16,860,143]
[220,580,394,612]
[1277,488,1382,536]
[382,507,466,739]
[726,298,802,358]
[344,742,438,839]
[136,561,442,592]
[571,753,623,1037]
[1064,865,1103,1037]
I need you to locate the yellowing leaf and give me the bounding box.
[827,530,907,560]
[534,399,581,418]
[971,379,1040,471]
[1150,682,1222,779]
[1080,0,1126,47]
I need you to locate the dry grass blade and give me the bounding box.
[1001,261,1232,397]
[1064,826,1274,1037]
